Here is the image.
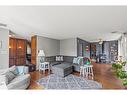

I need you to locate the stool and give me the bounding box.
[85,65,94,79]
[80,65,94,79]
[80,66,87,77]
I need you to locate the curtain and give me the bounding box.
[118,34,127,61]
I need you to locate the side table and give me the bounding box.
[39,62,50,74]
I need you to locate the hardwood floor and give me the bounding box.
[28,63,125,90]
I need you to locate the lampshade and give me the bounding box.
[38,50,45,56]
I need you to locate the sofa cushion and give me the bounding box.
[7,74,31,89]
[2,71,16,83]
[53,63,72,69]
[73,58,78,64]
[9,65,19,76]
[0,75,8,85]
[77,57,83,64]
[9,74,30,84]
[51,62,61,66]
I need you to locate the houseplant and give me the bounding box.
[112,61,127,88]
[112,63,122,70]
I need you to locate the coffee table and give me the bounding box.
[52,63,73,77]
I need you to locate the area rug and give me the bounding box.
[37,74,102,90]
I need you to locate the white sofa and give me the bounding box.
[0,66,31,90]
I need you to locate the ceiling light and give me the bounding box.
[98,39,103,44]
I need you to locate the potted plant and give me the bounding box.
[116,71,127,88]
[123,79,127,88]
[112,61,127,88]
[116,70,127,79]
[112,63,122,72]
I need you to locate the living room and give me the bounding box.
[0,6,127,91]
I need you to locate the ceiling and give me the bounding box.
[0,6,127,41]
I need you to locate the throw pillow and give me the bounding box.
[73,58,78,64]
[77,58,80,64]
[2,71,16,83]
[17,66,25,75]
[77,57,83,65]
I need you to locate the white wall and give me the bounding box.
[37,36,77,57]
[60,38,77,56]
[36,36,60,69]
[36,37,78,69]
[37,36,60,56]
[0,28,9,69]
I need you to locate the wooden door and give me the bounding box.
[31,36,37,64]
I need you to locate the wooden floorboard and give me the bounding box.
[28,63,125,90]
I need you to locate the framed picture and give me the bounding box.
[0,41,2,48]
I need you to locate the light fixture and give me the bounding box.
[98,39,103,45]
[9,46,11,48]
[18,46,22,49]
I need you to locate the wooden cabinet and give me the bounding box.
[31,36,37,64]
[9,38,26,67]
[9,38,16,66]
[16,39,26,65]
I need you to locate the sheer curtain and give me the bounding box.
[118,34,127,61]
